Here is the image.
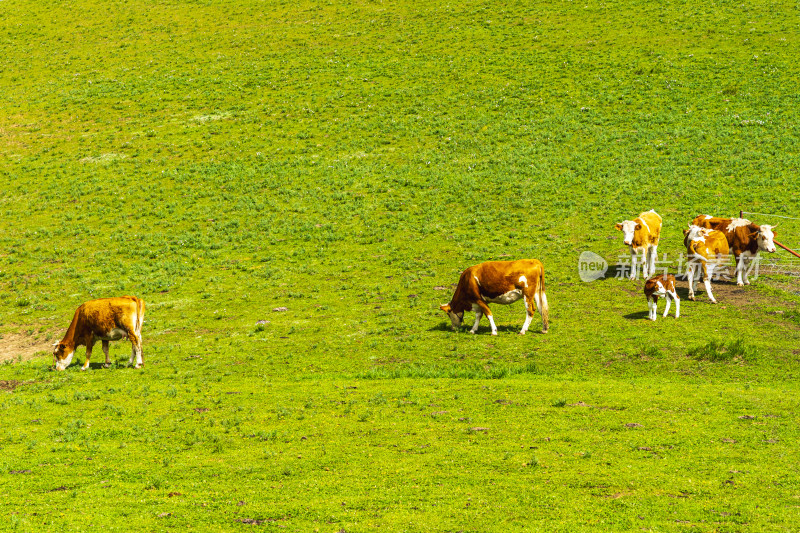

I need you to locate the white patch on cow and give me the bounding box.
[703,215,712,220]
[473,275,481,287]
[655,281,666,296]
[56,351,75,371]
[99,328,128,342]
[727,218,751,232]
[518,275,528,287]
[686,225,709,243]
[485,289,523,305]
[637,216,651,235]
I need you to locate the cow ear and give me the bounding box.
[635,223,641,230]
[440,304,450,312]
[614,223,622,231]
[748,231,759,239]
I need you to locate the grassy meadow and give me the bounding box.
[2,0,800,530]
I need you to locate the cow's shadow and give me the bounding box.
[430,322,541,335]
[623,310,650,320]
[56,361,125,371]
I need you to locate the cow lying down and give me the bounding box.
[53,296,145,371]
[440,259,549,335]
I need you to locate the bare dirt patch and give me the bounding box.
[0,380,22,391]
[0,331,57,364]
[672,278,799,324]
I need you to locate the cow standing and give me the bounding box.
[643,274,679,321]
[683,226,729,303]
[440,260,549,335]
[53,296,145,371]
[692,215,777,286]
[615,210,662,280]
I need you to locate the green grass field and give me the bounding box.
[2,0,800,530]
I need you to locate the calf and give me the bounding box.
[644,274,679,321]
[683,226,729,303]
[53,296,145,371]
[692,214,777,286]
[615,209,662,279]
[440,259,549,335]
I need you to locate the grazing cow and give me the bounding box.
[643,274,679,321]
[683,226,729,303]
[440,260,549,335]
[691,214,777,286]
[53,296,145,371]
[615,210,662,279]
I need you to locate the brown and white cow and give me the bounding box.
[683,226,729,303]
[440,260,549,335]
[615,209,662,280]
[691,214,777,286]
[53,296,145,371]
[644,274,679,321]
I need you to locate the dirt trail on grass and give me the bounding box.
[0,332,56,364]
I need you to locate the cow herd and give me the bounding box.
[618,211,776,318]
[617,211,776,318]
[436,210,778,337]
[49,212,779,370]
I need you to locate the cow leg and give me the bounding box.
[520,296,534,335]
[472,301,497,335]
[693,264,701,295]
[129,331,144,368]
[742,252,757,285]
[670,291,680,318]
[742,255,751,285]
[82,339,95,371]
[649,245,659,279]
[647,297,656,321]
[102,340,111,369]
[470,308,483,334]
[662,293,671,318]
[704,264,717,304]
[486,314,498,335]
[735,254,746,286]
[686,264,696,300]
[629,249,639,280]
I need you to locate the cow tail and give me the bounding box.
[136,298,145,336]
[537,266,549,333]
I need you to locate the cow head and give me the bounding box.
[439,304,464,330]
[684,225,710,242]
[52,342,74,371]
[752,224,777,253]
[615,221,640,246]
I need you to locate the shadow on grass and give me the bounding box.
[429,323,544,335]
[623,310,650,320]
